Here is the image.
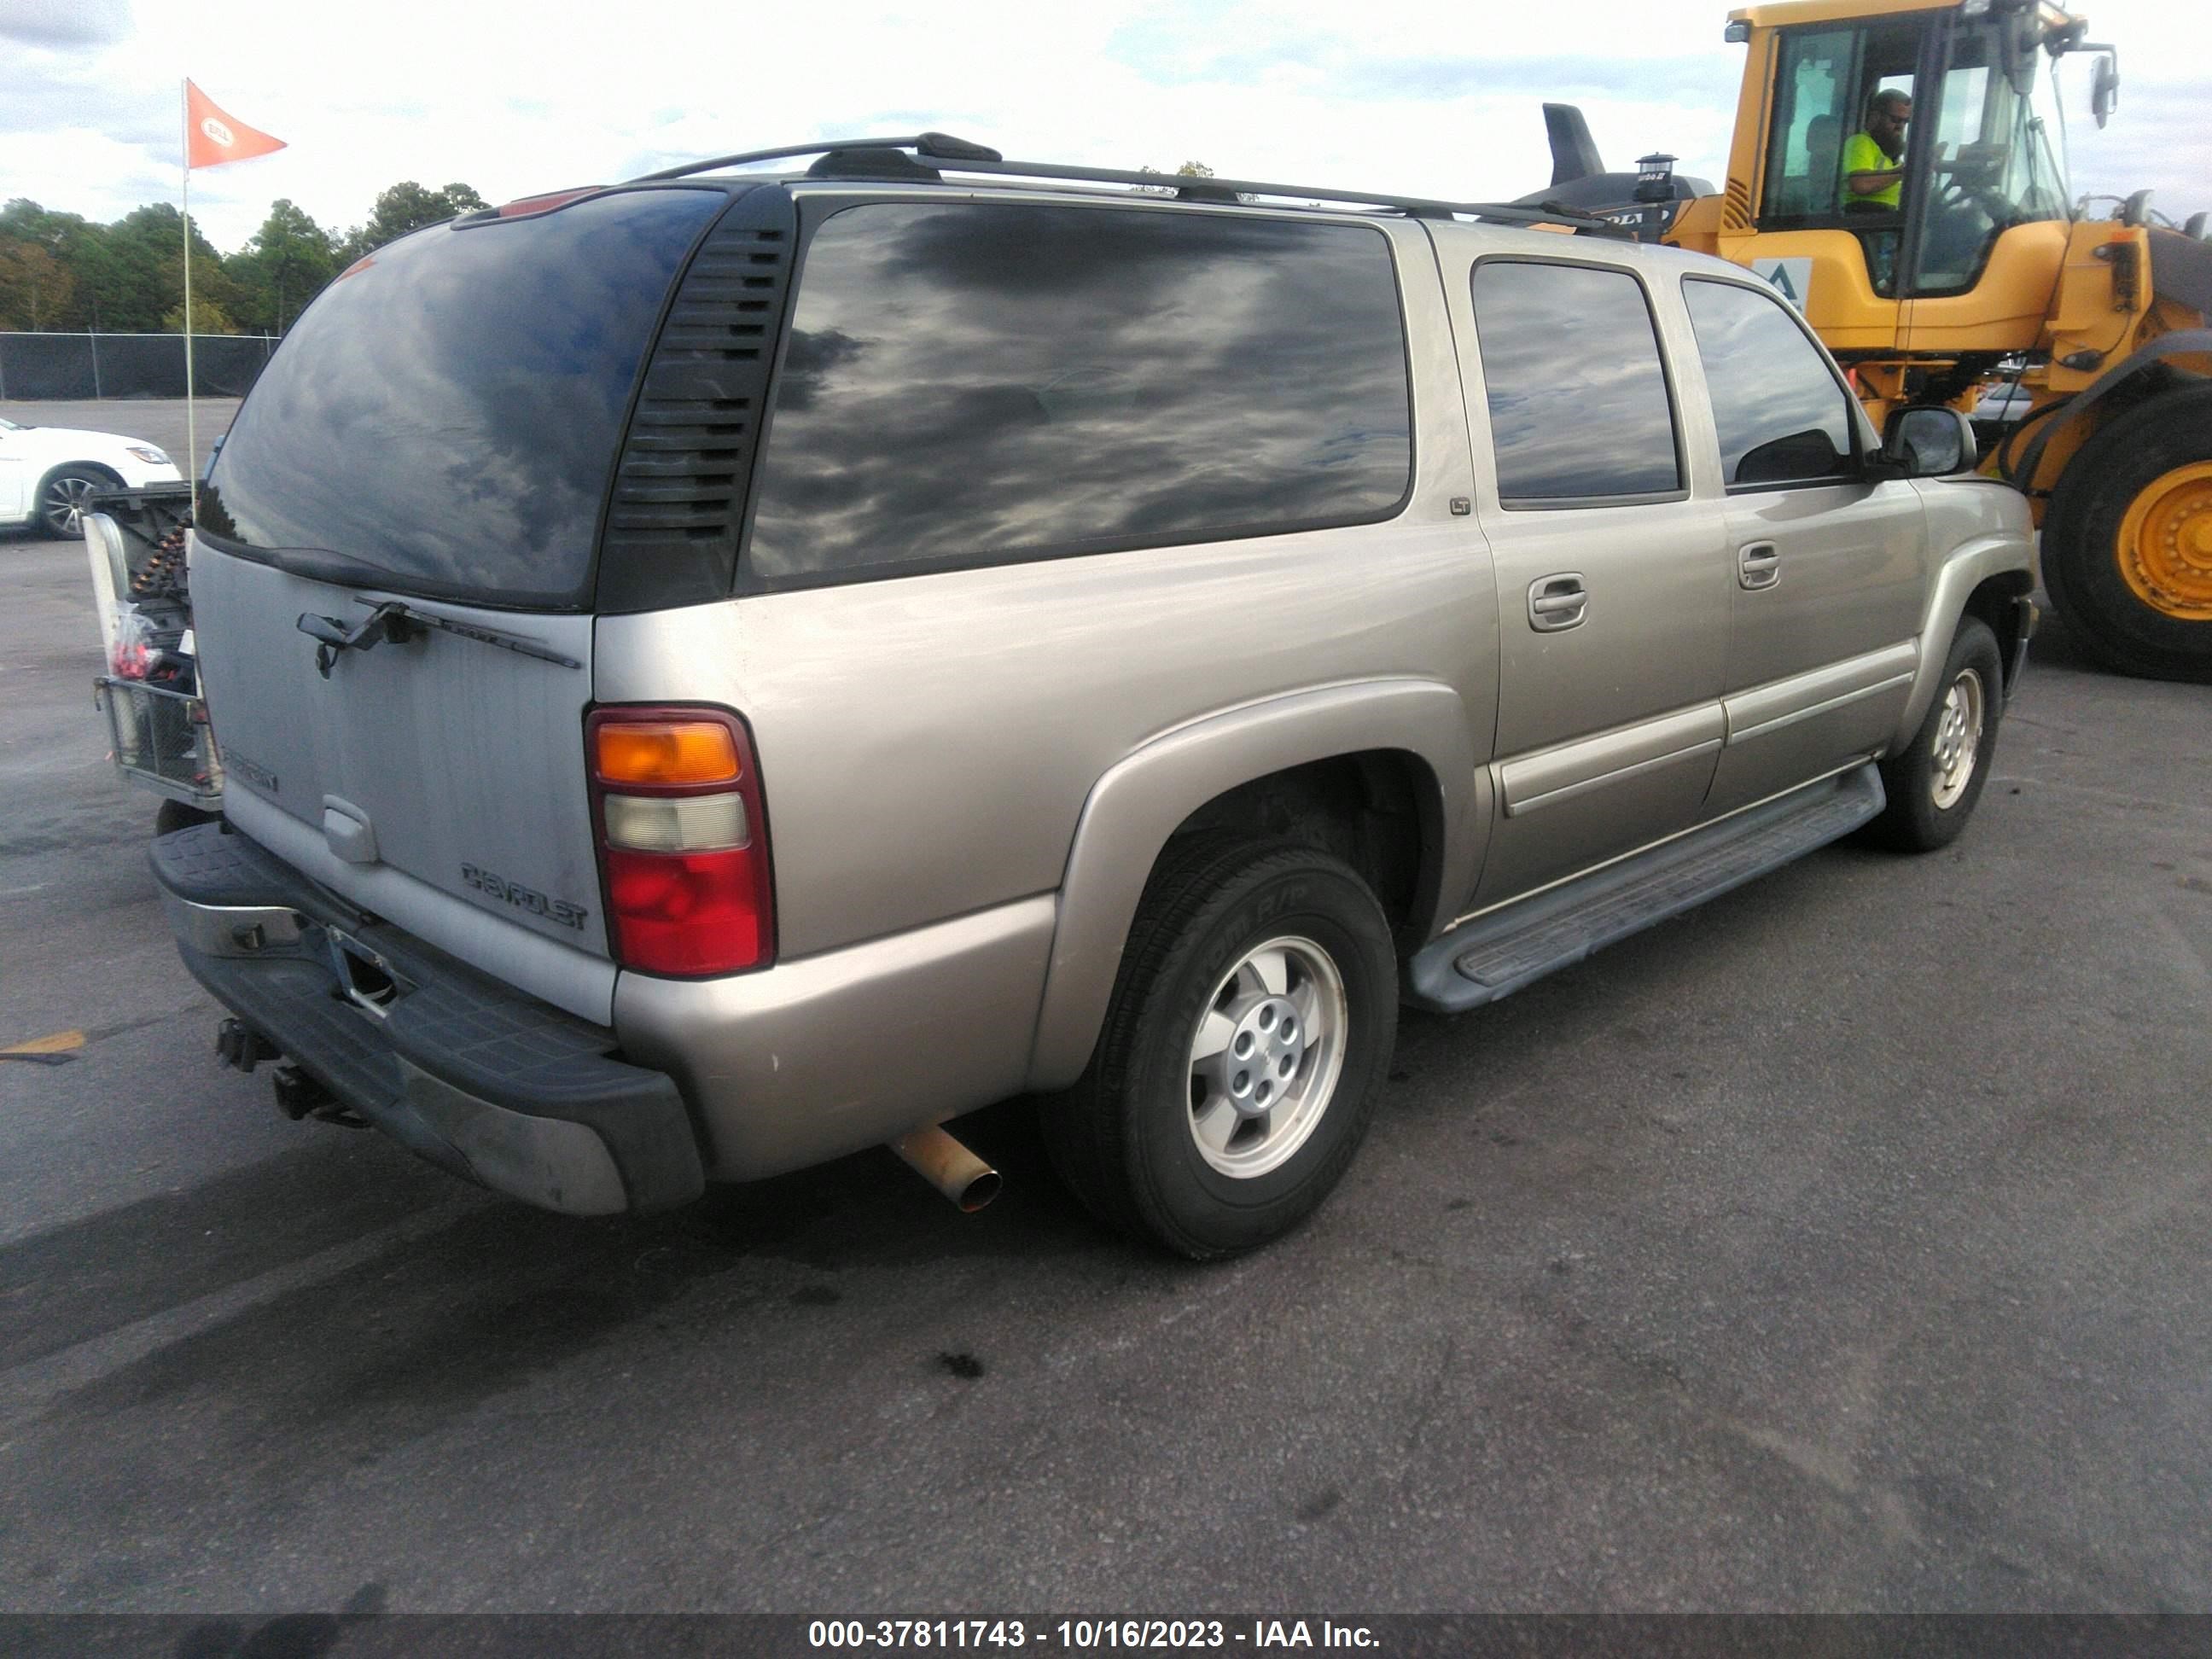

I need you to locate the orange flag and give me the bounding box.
[185,81,286,170]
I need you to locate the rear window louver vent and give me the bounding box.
[595,185,797,613]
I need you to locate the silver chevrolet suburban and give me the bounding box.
[155,134,2036,1256]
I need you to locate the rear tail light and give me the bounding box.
[588,707,773,975]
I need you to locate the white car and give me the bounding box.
[0,416,184,540]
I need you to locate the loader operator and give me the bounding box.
[1842,89,1911,211]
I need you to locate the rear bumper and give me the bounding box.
[153,824,704,1214]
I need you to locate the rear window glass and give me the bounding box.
[1471,260,1681,504]
[196,188,725,608]
[745,203,1412,585]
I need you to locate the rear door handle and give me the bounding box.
[1738,542,1781,591]
[1527,573,1587,632]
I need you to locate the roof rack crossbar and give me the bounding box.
[629,137,1630,236]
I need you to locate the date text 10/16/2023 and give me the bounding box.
[807,1621,1382,1650]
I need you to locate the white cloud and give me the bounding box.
[0,0,133,48]
[0,0,2204,251]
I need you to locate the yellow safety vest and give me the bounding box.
[1842,132,1901,209]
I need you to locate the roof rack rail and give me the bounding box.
[628,134,1632,236]
[632,132,1004,182]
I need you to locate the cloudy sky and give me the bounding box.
[3,0,2207,253]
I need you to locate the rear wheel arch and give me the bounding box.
[1023,682,1479,1093]
[1166,749,1444,951]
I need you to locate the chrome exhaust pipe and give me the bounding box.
[889,1125,1001,1213]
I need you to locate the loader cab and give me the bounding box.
[1738,2,2075,346]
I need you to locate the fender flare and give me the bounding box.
[2008,328,2212,495]
[1892,533,2035,749]
[1023,678,1482,1091]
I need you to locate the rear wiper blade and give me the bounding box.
[295,599,581,678]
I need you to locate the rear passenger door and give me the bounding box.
[1679,276,1927,816]
[1456,256,1732,903]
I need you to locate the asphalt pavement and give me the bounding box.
[2,399,2209,1617]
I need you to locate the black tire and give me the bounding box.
[1041,836,1398,1259]
[34,465,119,541]
[154,800,219,837]
[1861,616,2004,853]
[2041,385,2212,684]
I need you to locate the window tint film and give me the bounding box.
[747,204,1411,584]
[197,188,725,608]
[1683,278,1858,487]
[1470,261,1679,503]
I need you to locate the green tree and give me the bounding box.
[0,199,107,329]
[232,198,336,333]
[337,180,490,264]
[96,204,244,334]
[161,295,240,334]
[0,238,76,329]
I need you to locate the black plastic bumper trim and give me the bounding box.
[152,824,705,1214]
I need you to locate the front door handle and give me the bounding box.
[1527,573,1588,632]
[1738,541,1781,591]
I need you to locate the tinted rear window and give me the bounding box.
[1471,259,1681,504]
[197,188,725,608]
[745,203,1412,585]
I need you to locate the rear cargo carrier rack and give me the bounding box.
[632,132,1630,236]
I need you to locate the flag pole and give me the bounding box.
[181,79,198,517]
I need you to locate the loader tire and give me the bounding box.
[2042,385,2212,684]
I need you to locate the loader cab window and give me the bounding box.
[1908,18,2070,294]
[1758,20,1924,295]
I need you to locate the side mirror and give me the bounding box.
[2092,54,2119,129]
[1883,406,1979,477]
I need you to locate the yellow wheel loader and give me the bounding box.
[1538,0,2212,681]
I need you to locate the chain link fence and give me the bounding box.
[0,332,277,400]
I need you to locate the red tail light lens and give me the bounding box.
[601,848,767,974]
[587,707,773,976]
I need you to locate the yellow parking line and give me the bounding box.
[0,1029,86,1064]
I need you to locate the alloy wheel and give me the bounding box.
[1186,934,1348,1179]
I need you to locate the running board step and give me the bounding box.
[1405,763,1884,1014]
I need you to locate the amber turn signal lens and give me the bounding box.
[593,720,741,787]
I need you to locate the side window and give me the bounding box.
[1762,26,1858,220]
[1470,261,1679,504]
[746,203,1412,585]
[1758,20,1921,237]
[1682,278,1859,488]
